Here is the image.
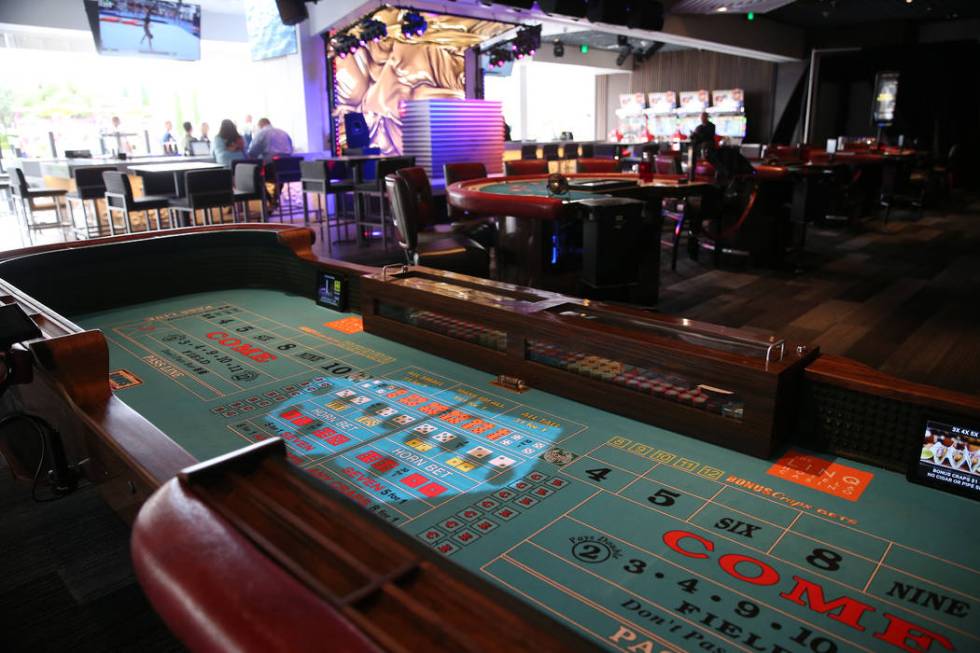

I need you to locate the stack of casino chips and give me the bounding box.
[527,340,744,419]
[408,310,507,351]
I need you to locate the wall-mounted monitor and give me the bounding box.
[872,71,900,125]
[909,417,980,501]
[84,0,201,61]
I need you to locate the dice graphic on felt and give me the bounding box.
[401,473,428,488]
[433,431,456,443]
[350,396,370,405]
[488,455,517,470]
[336,389,356,398]
[414,424,437,434]
[419,482,446,498]
[393,415,415,425]
[467,446,493,459]
[377,407,397,417]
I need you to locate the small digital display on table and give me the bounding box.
[316,271,347,311]
[909,418,980,500]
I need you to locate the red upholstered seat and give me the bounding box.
[132,478,381,653]
[573,158,620,174]
[504,159,549,176]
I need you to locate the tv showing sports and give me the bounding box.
[910,418,980,501]
[84,0,201,61]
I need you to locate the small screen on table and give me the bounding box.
[317,271,347,311]
[910,418,980,501]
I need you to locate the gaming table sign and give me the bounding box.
[911,419,980,500]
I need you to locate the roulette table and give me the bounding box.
[1,225,978,653]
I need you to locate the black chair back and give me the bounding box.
[102,171,134,207]
[269,156,303,183]
[385,173,418,258]
[520,144,538,160]
[542,143,560,160]
[234,163,262,194]
[73,165,116,199]
[562,143,579,159]
[579,143,595,158]
[184,168,233,208]
[300,160,328,183]
[395,167,435,230]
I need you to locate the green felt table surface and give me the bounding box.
[75,289,980,653]
[478,179,602,201]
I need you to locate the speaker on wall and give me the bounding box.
[275,0,308,26]
[344,113,370,149]
[538,0,589,18]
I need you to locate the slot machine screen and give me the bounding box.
[909,417,980,501]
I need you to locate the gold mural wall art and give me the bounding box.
[330,8,513,155]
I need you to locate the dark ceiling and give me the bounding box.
[767,0,980,28]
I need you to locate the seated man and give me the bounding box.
[248,118,294,205]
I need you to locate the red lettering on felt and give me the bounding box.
[280,409,302,420]
[205,331,277,362]
[872,613,954,653]
[357,451,382,464]
[780,576,875,631]
[312,427,337,439]
[401,473,427,488]
[372,458,397,473]
[663,530,713,559]
[717,554,780,586]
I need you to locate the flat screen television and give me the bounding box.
[84,0,202,61]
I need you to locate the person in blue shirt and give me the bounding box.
[161,120,177,153]
[212,119,244,168]
[248,118,294,205]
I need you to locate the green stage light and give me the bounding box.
[747,11,755,21]
[580,44,589,54]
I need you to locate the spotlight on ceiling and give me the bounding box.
[331,32,360,59]
[553,40,564,57]
[617,34,629,47]
[401,10,427,38]
[489,47,514,68]
[512,24,541,59]
[359,18,388,44]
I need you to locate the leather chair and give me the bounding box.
[8,167,69,233]
[579,143,595,158]
[385,167,489,277]
[541,143,560,161]
[66,165,117,238]
[300,159,356,255]
[561,143,579,160]
[443,162,498,248]
[168,168,234,227]
[573,159,619,174]
[232,163,267,223]
[504,160,549,176]
[353,155,414,249]
[103,171,172,234]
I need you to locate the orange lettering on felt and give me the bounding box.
[767,450,873,502]
[324,317,363,334]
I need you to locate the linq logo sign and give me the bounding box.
[767,450,873,502]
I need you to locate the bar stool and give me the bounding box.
[103,171,172,234]
[167,168,234,227]
[579,143,596,158]
[561,143,579,160]
[9,168,69,233]
[353,155,414,249]
[66,165,117,238]
[520,144,538,160]
[300,159,355,256]
[232,163,267,222]
[541,143,560,161]
[266,156,303,221]
[443,162,498,250]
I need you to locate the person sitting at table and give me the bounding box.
[199,122,211,144]
[248,118,294,205]
[212,119,245,168]
[180,121,195,155]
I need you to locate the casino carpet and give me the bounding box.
[0,458,184,652]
